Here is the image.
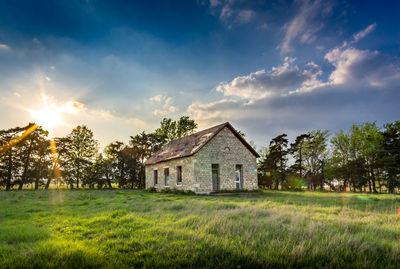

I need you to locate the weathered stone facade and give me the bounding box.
[145,126,258,193]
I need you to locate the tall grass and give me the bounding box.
[0,190,399,268]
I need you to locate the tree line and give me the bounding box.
[257,121,400,193]
[0,117,197,190]
[1,117,399,193]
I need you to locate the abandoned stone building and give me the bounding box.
[145,122,259,193]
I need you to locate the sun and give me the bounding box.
[30,96,65,135]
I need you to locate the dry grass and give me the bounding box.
[0,189,399,268]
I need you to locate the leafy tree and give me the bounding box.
[154,116,197,144]
[175,116,197,138]
[259,134,288,189]
[289,133,311,178]
[302,130,329,190]
[130,132,162,163]
[31,132,52,190]
[62,126,99,188]
[0,124,44,190]
[351,122,382,193]
[104,142,144,189]
[381,121,400,193]
[83,154,109,189]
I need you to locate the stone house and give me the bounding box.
[145,122,259,193]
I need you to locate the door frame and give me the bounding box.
[212,163,220,191]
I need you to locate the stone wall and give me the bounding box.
[193,127,258,192]
[145,126,258,193]
[145,155,196,191]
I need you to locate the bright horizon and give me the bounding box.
[0,0,399,148]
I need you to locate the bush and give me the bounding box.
[146,187,157,193]
[285,175,306,191]
[160,188,195,195]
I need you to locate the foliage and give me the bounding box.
[0,118,400,193]
[154,116,197,145]
[259,134,289,189]
[60,125,99,189]
[381,121,400,193]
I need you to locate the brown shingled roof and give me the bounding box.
[145,122,259,165]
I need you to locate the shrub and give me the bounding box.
[160,188,195,195]
[285,175,306,191]
[147,187,157,193]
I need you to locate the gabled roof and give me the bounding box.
[145,122,259,165]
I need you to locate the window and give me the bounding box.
[235,165,243,190]
[164,168,169,186]
[177,166,182,184]
[153,170,158,185]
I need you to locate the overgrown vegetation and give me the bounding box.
[1,117,399,194]
[0,189,399,268]
[0,116,197,190]
[258,121,400,193]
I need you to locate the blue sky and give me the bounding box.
[0,0,399,148]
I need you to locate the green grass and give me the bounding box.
[0,190,399,268]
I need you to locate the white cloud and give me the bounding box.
[324,46,400,88]
[325,47,376,84]
[280,0,330,54]
[149,94,163,102]
[216,57,322,100]
[187,99,240,127]
[187,24,400,145]
[257,23,268,30]
[352,22,377,43]
[0,43,10,50]
[236,10,255,23]
[149,94,177,116]
[201,0,256,27]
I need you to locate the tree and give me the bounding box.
[302,130,329,190]
[154,116,197,145]
[104,141,127,187]
[351,122,382,193]
[83,154,109,189]
[381,121,400,193]
[259,134,288,189]
[331,130,352,190]
[289,133,311,178]
[104,142,144,189]
[0,124,46,190]
[62,126,99,188]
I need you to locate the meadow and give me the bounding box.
[0,189,399,268]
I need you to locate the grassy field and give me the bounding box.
[0,190,399,268]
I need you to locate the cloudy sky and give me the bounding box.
[0,0,399,148]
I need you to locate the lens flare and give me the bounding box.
[29,96,65,136]
[0,124,39,156]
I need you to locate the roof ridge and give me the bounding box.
[145,122,259,165]
[168,122,228,143]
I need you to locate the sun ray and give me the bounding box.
[49,139,62,189]
[0,124,39,156]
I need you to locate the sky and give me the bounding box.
[0,0,399,149]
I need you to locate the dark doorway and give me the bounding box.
[212,164,220,191]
